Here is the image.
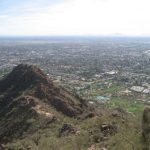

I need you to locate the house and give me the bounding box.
[130,86,144,93]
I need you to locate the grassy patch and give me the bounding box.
[102,84,124,94]
[108,97,145,114]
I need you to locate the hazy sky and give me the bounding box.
[0,0,150,36]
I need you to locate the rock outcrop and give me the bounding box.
[100,123,118,137]
[0,64,86,117]
[59,123,78,137]
[142,107,150,150]
[0,64,88,143]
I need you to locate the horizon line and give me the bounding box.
[1,35,150,38]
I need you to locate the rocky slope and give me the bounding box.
[0,64,147,150]
[0,64,88,143]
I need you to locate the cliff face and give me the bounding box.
[0,64,85,116]
[142,107,150,150]
[0,64,87,142]
[0,64,52,92]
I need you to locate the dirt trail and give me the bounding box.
[33,105,53,118]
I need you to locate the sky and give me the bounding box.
[0,0,150,36]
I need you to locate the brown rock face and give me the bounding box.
[0,64,88,142]
[0,64,52,92]
[0,64,85,117]
[142,107,150,150]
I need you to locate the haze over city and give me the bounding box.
[1,0,150,36]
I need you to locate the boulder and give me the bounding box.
[100,123,118,137]
[59,123,78,137]
[111,107,127,118]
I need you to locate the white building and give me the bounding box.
[130,86,144,93]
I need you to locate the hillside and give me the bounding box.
[0,64,147,150]
[0,64,88,143]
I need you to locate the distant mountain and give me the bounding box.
[0,64,87,143]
